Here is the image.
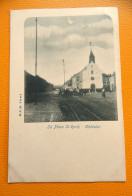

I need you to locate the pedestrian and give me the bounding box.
[102,88,106,98]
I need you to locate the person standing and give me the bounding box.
[102,88,106,98]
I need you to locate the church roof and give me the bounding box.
[90,50,94,57]
[89,49,95,63]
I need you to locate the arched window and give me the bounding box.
[91,77,95,80]
[91,70,94,74]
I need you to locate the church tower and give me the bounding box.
[89,42,95,63]
[89,50,95,63]
[70,42,103,91]
[81,42,103,91]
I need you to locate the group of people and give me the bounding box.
[58,88,107,98]
[59,88,80,97]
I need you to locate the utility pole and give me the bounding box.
[63,59,65,90]
[35,17,38,76]
[34,17,38,105]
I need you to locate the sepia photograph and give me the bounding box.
[24,15,118,122]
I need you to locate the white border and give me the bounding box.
[8,7,126,183]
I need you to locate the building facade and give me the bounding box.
[109,72,116,91]
[65,49,103,91]
[102,72,116,91]
[82,50,103,91]
[64,49,116,92]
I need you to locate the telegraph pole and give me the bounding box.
[34,17,38,105]
[35,17,38,76]
[63,59,65,90]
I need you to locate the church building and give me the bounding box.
[65,48,103,91]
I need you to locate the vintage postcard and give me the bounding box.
[8,7,126,182]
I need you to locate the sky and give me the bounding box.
[24,15,115,85]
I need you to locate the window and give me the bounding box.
[91,77,94,80]
[91,70,94,74]
[91,65,93,68]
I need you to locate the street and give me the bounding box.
[24,90,118,122]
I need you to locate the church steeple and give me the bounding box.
[89,42,95,63]
[89,50,95,63]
